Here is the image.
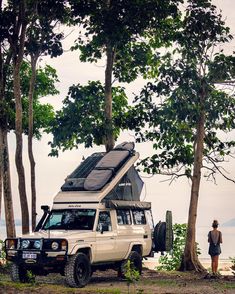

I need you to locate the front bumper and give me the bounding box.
[5,238,68,268]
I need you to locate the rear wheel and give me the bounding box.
[11,263,30,283]
[118,251,142,278]
[65,252,91,288]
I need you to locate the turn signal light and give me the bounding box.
[61,240,67,251]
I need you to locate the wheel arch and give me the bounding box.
[124,243,143,259]
[70,245,92,262]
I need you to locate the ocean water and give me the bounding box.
[196,226,235,259]
[1,225,234,260]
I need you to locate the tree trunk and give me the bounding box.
[180,82,207,272]
[0,16,3,220]
[13,3,29,234]
[104,43,115,152]
[0,129,2,220]
[28,55,37,231]
[0,128,16,238]
[14,67,30,234]
[0,38,15,237]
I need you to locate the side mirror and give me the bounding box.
[101,224,109,233]
[97,223,109,234]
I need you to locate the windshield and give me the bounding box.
[42,209,96,230]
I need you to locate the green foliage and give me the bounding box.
[70,0,183,83]
[157,223,187,271]
[49,81,129,155]
[20,63,59,98]
[3,61,58,137]
[127,1,235,181]
[124,260,140,284]
[0,240,6,260]
[157,223,201,271]
[124,260,140,294]
[26,270,36,285]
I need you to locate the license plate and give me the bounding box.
[22,252,37,259]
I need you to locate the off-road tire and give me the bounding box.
[11,263,29,283]
[118,251,142,278]
[65,252,91,288]
[153,210,173,252]
[154,221,166,252]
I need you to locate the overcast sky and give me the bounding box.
[3,0,235,234]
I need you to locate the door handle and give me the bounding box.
[110,237,114,239]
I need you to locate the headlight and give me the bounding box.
[33,240,41,249]
[22,240,30,249]
[51,242,59,250]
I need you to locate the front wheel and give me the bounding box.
[65,252,91,288]
[11,263,30,283]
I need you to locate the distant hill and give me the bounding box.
[222,218,235,227]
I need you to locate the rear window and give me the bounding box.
[116,210,132,225]
[145,210,154,230]
[132,210,146,225]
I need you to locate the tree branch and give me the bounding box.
[206,156,235,183]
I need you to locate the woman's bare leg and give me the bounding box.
[211,255,219,274]
[214,255,219,273]
[211,256,216,274]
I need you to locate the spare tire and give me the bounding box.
[153,211,173,252]
[154,221,166,252]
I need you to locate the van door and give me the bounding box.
[94,211,116,262]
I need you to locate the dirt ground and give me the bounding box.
[0,267,235,294]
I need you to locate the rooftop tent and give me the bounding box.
[60,142,139,192]
[104,165,144,201]
[127,166,144,200]
[83,142,135,191]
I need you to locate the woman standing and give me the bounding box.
[208,220,222,276]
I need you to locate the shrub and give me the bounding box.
[157,223,201,271]
[0,240,6,261]
[124,260,140,294]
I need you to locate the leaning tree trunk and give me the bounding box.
[28,55,37,231]
[13,9,29,234]
[180,83,207,272]
[104,41,116,152]
[0,128,16,237]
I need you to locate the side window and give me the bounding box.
[145,210,154,230]
[97,211,112,231]
[132,210,146,225]
[116,210,132,225]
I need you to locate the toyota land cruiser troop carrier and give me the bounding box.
[5,142,173,288]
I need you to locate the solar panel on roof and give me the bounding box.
[61,153,105,191]
[69,153,105,179]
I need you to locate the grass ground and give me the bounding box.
[0,267,235,293]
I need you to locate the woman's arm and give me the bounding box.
[219,231,223,243]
